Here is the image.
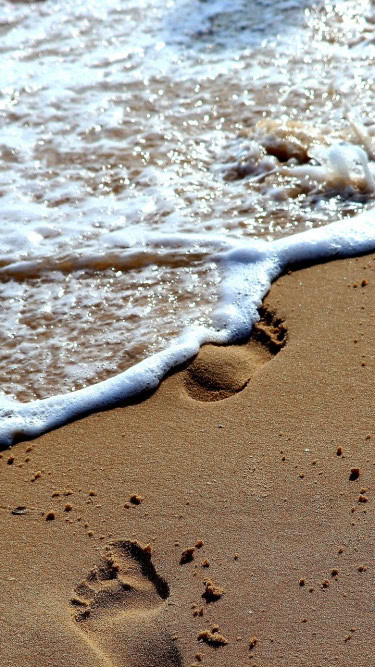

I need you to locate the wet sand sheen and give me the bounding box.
[1,254,375,666]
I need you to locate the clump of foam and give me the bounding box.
[304,143,375,192]
[223,117,375,205]
[0,208,375,446]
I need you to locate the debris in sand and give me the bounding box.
[11,506,27,515]
[130,493,144,505]
[349,468,360,481]
[180,547,195,564]
[198,629,228,647]
[193,606,204,617]
[202,579,224,602]
[70,596,88,608]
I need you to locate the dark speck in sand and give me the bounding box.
[349,468,360,481]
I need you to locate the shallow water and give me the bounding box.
[1,0,375,403]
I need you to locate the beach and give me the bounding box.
[1,253,375,667]
[2,1,375,664]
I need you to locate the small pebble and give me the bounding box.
[349,468,360,481]
[180,547,195,564]
[11,506,27,515]
[130,494,144,505]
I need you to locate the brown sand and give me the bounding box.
[1,254,375,666]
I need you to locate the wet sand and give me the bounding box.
[1,254,375,667]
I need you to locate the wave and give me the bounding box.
[1,207,374,446]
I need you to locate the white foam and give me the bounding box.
[1,208,374,446]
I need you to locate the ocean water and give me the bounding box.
[1,0,375,443]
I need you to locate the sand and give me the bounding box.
[1,253,375,667]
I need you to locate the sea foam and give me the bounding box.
[0,208,374,446]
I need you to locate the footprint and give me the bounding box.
[70,540,183,667]
[183,307,287,402]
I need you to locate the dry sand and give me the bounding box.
[1,254,375,667]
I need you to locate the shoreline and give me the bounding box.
[1,253,375,666]
[2,210,375,447]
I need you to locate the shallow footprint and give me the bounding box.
[70,540,183,667]
[183,307,287,402]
